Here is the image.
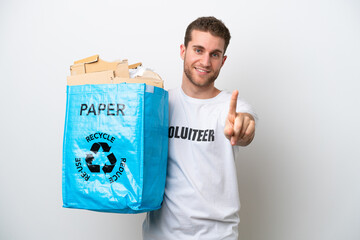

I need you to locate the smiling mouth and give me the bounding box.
[195,67,210,73]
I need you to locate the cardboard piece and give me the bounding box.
[129,62,142,69]
[68,55,164,88]
[70,55,129,78]
[67,70,114,85]
[114,77,164,88]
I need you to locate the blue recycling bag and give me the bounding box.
[62,83,168,213]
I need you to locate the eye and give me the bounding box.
[195,48,202,54]
[211,52,220,58]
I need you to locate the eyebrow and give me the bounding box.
[192,45,223,55]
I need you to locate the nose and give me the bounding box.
[200,54,211,67]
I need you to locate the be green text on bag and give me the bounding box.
[62,83,168,213]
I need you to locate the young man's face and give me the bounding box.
[181,30,227,88]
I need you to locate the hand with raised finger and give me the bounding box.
[224,90,256,146]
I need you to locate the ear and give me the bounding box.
[180,44,186,60]
[221,55,227,67]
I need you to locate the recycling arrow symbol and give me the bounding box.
[85,142,117,173]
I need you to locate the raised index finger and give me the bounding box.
[228,90,239,115]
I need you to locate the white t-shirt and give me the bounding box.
[143,87,256,240]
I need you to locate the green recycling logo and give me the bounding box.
[85,142,117,173]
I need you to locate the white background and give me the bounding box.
[0,0,359,239]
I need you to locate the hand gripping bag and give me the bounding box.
[62,83,168,213]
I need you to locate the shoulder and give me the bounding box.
[168,88,178,96]
[167,88,180,103]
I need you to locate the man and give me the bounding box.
[143,16,257,240]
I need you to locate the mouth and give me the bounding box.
[194,67,211,74]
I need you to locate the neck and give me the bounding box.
[181,73,221,99]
